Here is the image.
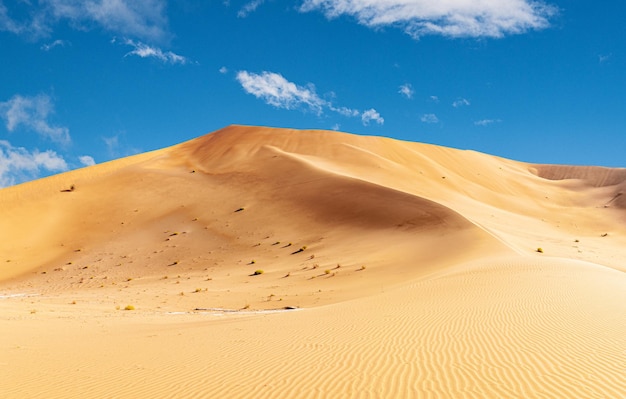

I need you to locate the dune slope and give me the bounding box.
[1,125,625,398]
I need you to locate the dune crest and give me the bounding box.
[1,125,625,398]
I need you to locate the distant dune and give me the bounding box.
[1,125,625,398]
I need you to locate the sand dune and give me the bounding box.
[1,125,625,398]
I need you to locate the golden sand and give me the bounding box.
[1,125,624,398]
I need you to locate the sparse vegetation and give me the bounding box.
[235,207,245,212]
[124,305,135,311]
[325,269,331,274]
[253,269,264,275]
[359,265,366,271]
[536,247,544,253]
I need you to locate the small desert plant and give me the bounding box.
[325,269,331,275]
[253,269,264,275]
[536,247,544,253]
[359,265,366,270]
[235,207,245,212]
[250,260,256,264]
[194,288,202,293]
[124,305,135,311]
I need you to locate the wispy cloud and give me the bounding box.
[300,0,557,39]
[236,71,326,113]
[420,113,439,124]
[238,0,266,18]
[474,119,501,126]
[119,38,189,64]
[361,109,384,125]
[452,98,470,108]
[399,83,414,99]
[40,39,68,51]
[78,155,96,166]
[0,94,70,144]
[429,95,440,103]
[1,0,169,42]
[236,70,383,125]
[219,66,229,74]
[0,140,68,187]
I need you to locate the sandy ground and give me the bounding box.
[1,125,625,398]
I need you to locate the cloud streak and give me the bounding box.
[300,0,557,39]
[0,94,70,144]
[236,71,326,113]
[474,119,501,126]
[452,98,470,108]
[0,0,169,42]
[420,113,439,124]
[238,0,266,18]
[120,38,189,64]
[0,140,68,187]
[236,70,383,125]
[40,39,68,51]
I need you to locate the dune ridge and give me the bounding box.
[1,125,625,398]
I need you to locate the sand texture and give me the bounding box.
[1,125,625,398]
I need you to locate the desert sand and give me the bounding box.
[1,125,624,398]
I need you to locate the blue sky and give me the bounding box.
[0,0,624,186]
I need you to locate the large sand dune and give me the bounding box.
[1,125,624,398]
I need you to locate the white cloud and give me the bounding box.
[399,83,414,99]
[103,135,119,157]
[236,70,383,125]
[452,98,470,107]
[1,0,169,42]
[0,140,68,187]
[0,94,70,144]
[236,71,327,114]
[79,155,96,166]
[331,123,340,131]
[329,105,360,117]
[40,39,68,51]
[120,38,189,64]
[219,66,229,74]
[474,119,501,126]
[420,113,439,124]
[429,95,440,103]
[361,108,384,125]
[238,0,266,18]
[300,0,557,39]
